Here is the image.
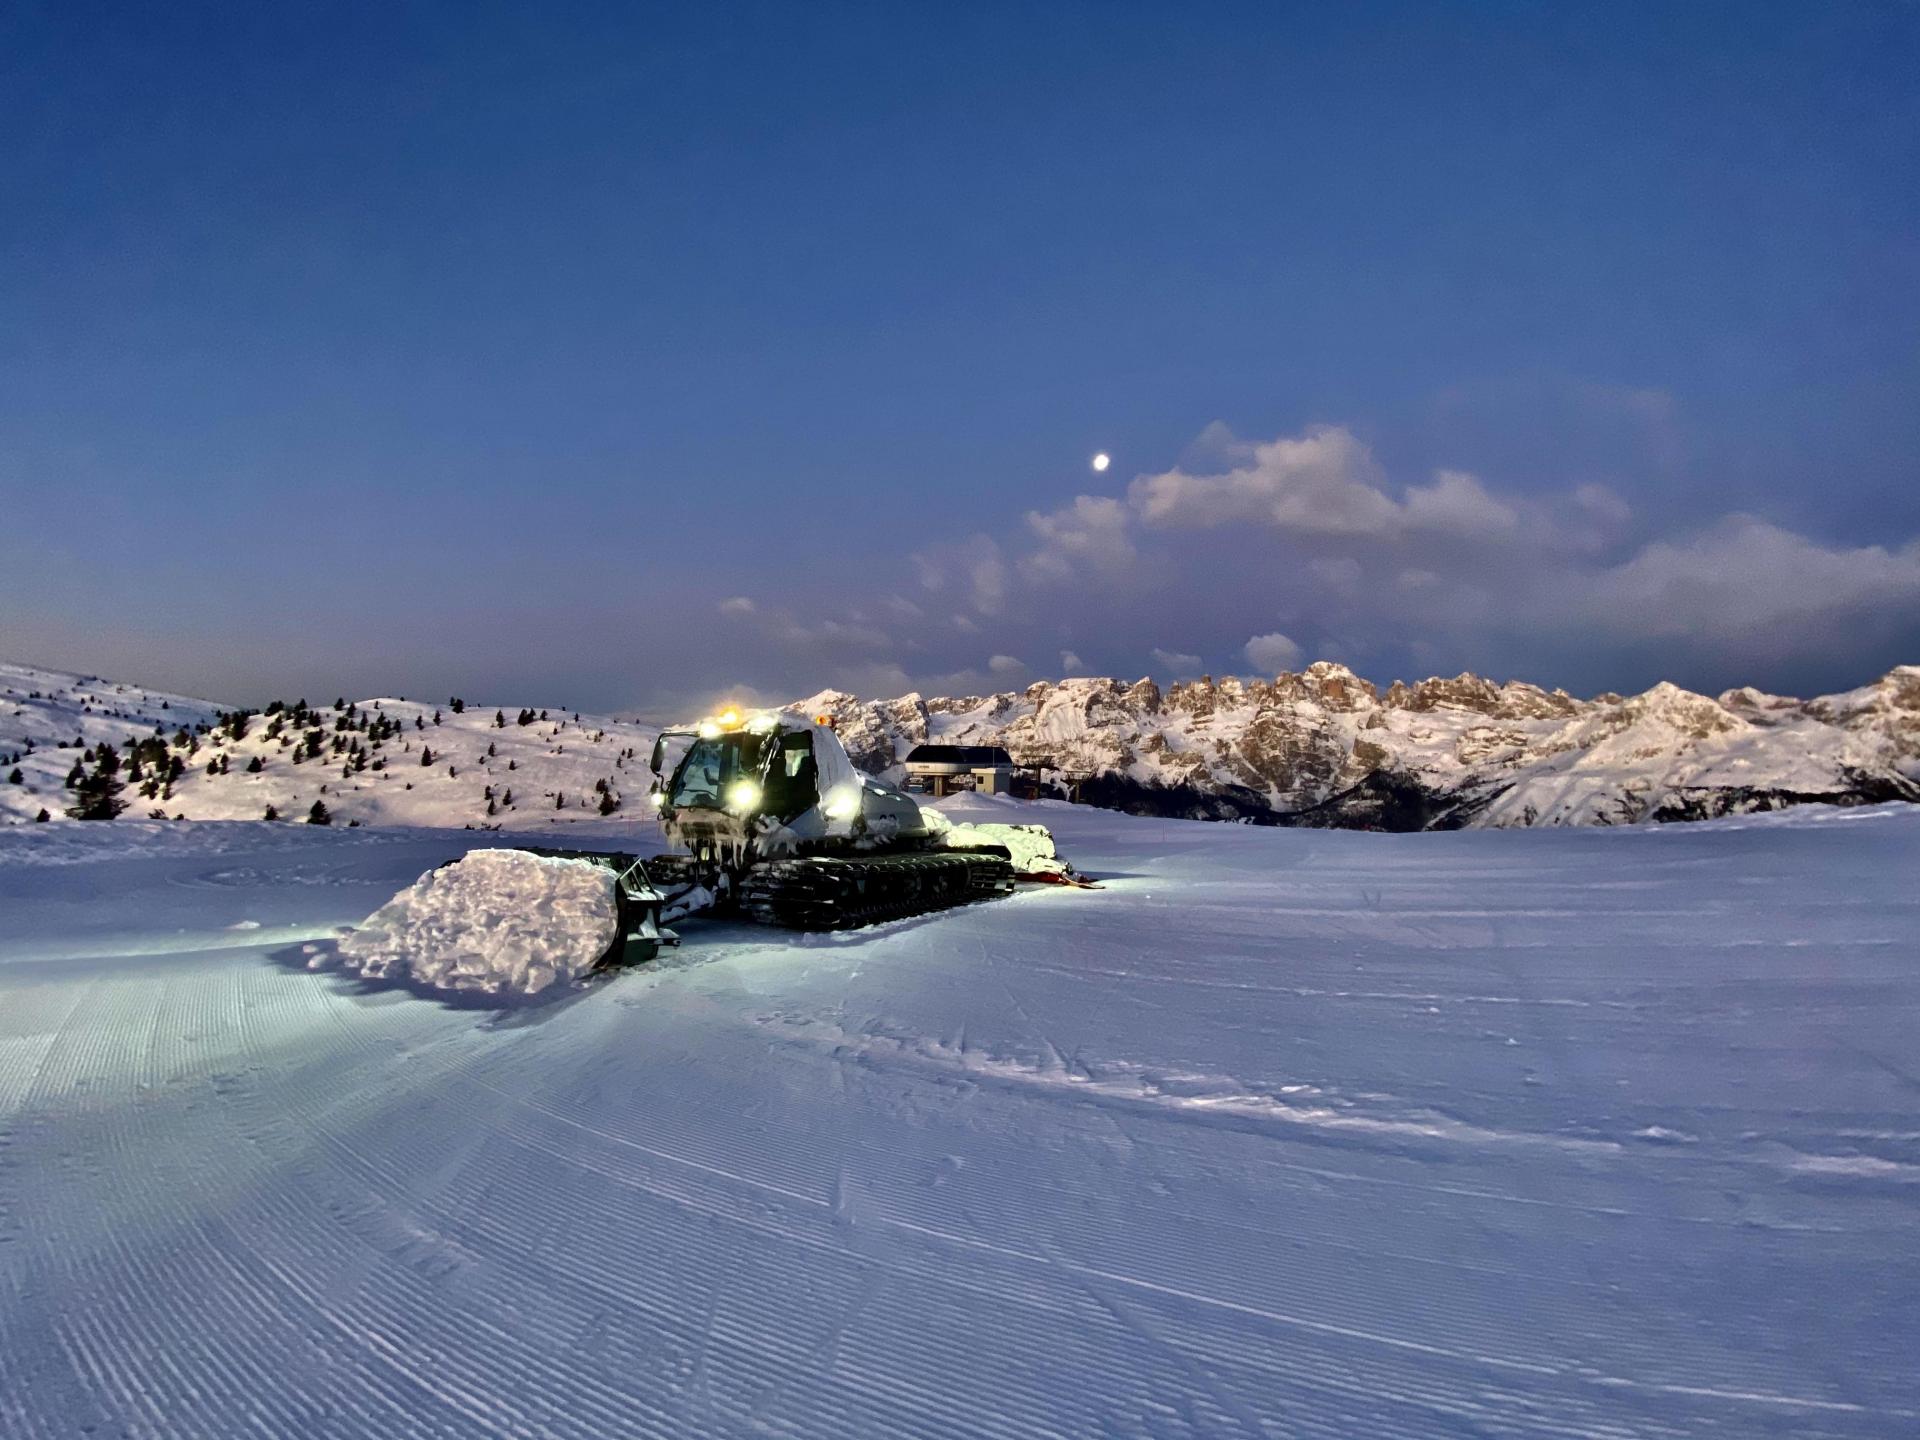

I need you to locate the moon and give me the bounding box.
[1091,452,1111,472]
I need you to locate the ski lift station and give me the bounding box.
[901,743,1018,796]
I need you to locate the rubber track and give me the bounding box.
[736,852,1015,930]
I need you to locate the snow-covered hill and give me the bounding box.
[2,664,659,831]
[7,659,1919,831]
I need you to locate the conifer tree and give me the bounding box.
[66,744,127,820]
[307,800,331,825]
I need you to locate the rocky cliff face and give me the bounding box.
[796,663,1920,831]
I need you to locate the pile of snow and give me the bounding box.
[927,811,1069,876]
[334,849,618,994]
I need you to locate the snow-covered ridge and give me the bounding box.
[797,662,1920,829]
[6,659,1919,831]
[2,664,658,832]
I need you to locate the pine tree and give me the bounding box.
[263,805,279,821]
[34,808,50,822]
[247,755,264,773]
[6,767,20,784]
[66,744,127,820]
[307,800,331,825]
[494,710,506,728]
[420,746,434,766]
[598,791,619,816]
[450,697,465,714]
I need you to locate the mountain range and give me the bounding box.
[5,659,1917,832]
[801,662,1920,829]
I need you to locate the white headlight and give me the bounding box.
[727,780,761,812]
[747,713,777,734]
[648,789,665,808]
[697,721,721,739]
[823,785,859,821]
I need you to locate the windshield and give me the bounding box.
[667,733,766,810]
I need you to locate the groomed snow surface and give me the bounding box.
[3,796,1918,1437]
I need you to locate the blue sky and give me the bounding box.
[2,1,1916,711]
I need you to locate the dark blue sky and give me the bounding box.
[3,2,1916,710]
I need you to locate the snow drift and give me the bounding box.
[334,848,618,994]
[925,811,1070,877]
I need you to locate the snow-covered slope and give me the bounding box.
[7,659,1919,831]
[3,801,1917,1434]
[801,662,1920,829]
[2,663,660,830]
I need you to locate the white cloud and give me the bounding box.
[1244,632,1303,674]
[1570,517,1920,645]
[1401,469,1518,537]
[1021,494,1137,584]
[1309,556,1362,592]
[773,615,891,650]
[1574,483,1632,525]
[718,596,755,616]
[1151,647,1205,678]
[968,541,1010,614]
[1177,418,1260,471]
[1126,425,1531,544]
[987,654,1027,677]
[917,535,1011,614]
[1059,649,1086,675]
[1130,425,1400,536]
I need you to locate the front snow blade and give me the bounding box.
[511,847,675,968]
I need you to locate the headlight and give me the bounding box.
[822,785,859,821]
[648,789,665,808]
[697,721,721,739]
[747,712,777,734]
[726,780,761,813]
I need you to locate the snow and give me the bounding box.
[1,663,663,830]
[9,659,1917,833]
[805,662,1920,826]
[924,795,1071,874]
[332,849,620,995]
[3,800,1918,1435]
